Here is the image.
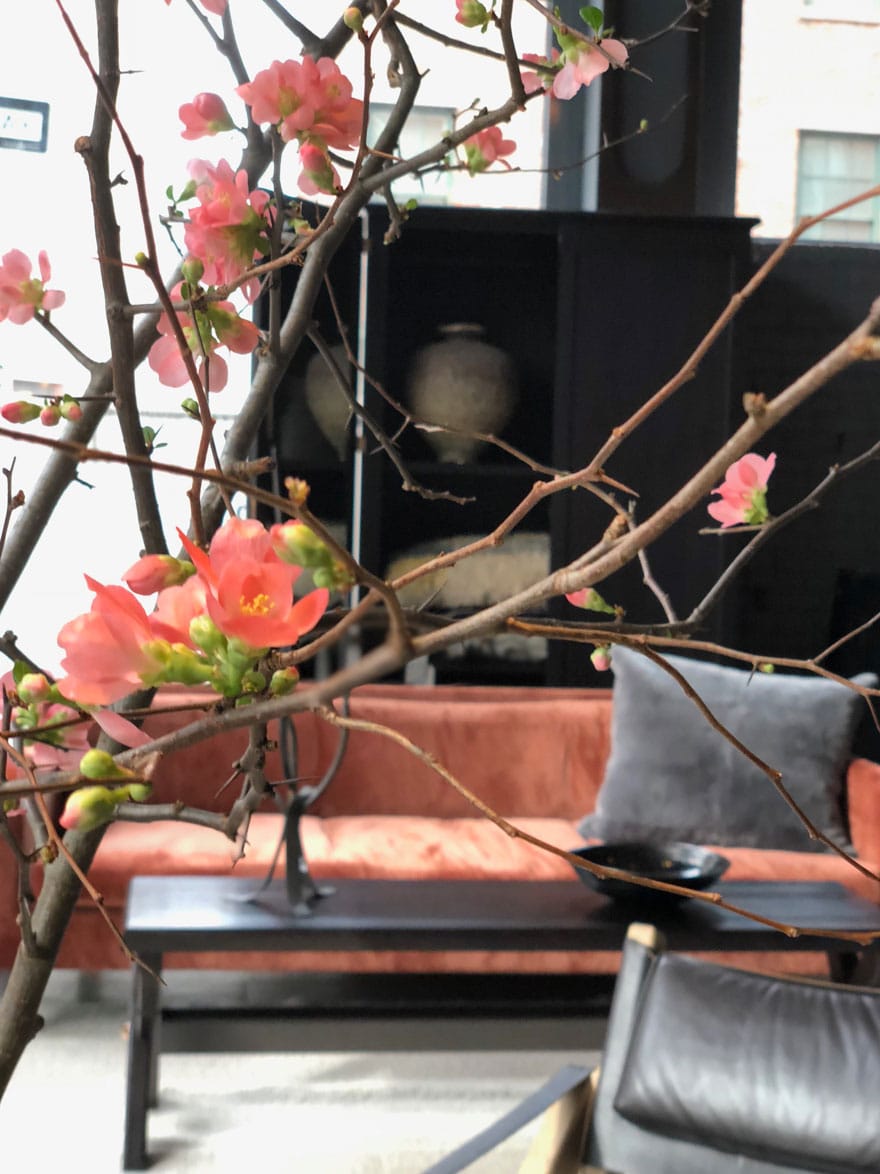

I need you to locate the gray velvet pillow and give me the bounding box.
[580,648,877,853]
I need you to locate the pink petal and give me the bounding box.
[289,587,329,636]
[93,709,153,748]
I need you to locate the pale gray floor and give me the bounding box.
[0,970,603,1173]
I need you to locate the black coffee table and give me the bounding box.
[122,875,880,1170]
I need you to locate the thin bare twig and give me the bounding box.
[317,706,880,945]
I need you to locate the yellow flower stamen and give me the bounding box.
[239,592,273,617]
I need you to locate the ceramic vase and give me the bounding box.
[406,323,517,464]
[304,344,353,461]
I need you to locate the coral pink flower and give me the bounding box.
[179,92,234,140]
[205,560,327,649]
[552,39,628,100]
[178,517,328,651]
[463,127,516,175]
[521,50,560,95]
[0,249,65,325]
[148,283,258,392]
[184,159,273,291]
[148,575,208,646]
[707,452,777,528]
[149,331,228,391]
[236,56,363,152]
[56,578,166,705]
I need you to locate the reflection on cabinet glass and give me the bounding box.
[262,206,754,686]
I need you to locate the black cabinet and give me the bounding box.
[263,206,755,685]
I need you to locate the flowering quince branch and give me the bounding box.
[2,0,880,1103]
[689,434,880,630]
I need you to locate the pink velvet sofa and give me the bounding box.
[3,684,879,976]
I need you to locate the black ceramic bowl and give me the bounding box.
[570,841,730,904]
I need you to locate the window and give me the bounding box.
[368,104,455,206]
[796,131,880,241]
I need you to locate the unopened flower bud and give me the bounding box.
[269,667,300,696]
[565,587,617,615]
[343,6,363,32]
[18,672,51,703]
[1,400,41,425]
[189,615,226,656]
[241,669,267,694]
[40,403,61,427]
[181,398,201,419]
[181,256,204,286]
[455,0,490,29]
[123,553,196,595]
[590,646,612,672]
[60,785,120,831]
[59,396,83,422]
[79,748,136,781]
[270,520,323,565]
[125,782,153,803]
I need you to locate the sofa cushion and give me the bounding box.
[580,648,877,853]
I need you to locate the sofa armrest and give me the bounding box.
[847,757,880,864]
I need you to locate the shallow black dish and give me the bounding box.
[570,841,730,904]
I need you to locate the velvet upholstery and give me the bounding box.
[4,684,880,977]
[581,649,877,852]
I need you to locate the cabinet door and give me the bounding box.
[550,215,753,685]
[358,206,562,683]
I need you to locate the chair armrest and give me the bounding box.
[422,1064,594,1174]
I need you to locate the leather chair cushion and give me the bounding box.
[613,952,880,1172]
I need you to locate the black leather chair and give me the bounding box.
[426,922,880,1173]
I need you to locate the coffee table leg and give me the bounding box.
[123,952,162,1170]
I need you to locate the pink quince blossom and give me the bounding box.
[552,39,628,100]
[463,127,516,175]
[0,249,65,325]
[179,92,235,140]
[148,575,208,646]
[56,578,167,706]
[178,518,328,651]
[236,56,363,152]
[148,283,260,392]
[521,50,560,95]
[184,159,273,292]
[707,452,777,528]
